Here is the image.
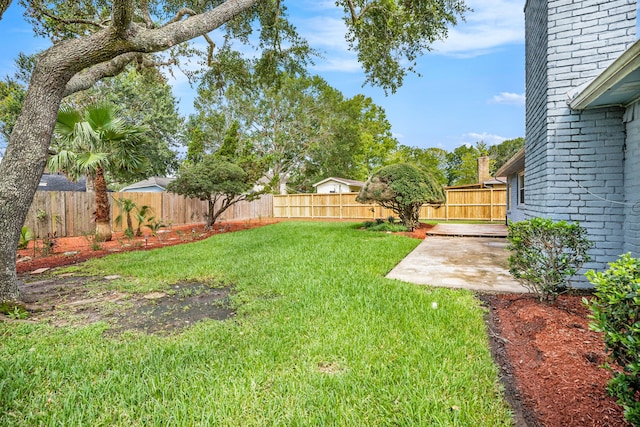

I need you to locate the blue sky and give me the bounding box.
[0,0,526,152]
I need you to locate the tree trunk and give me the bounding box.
[0,55,68,303]
[93,168,112,241]
[207,199,215,227]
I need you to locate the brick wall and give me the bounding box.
[624,103,640,254]
[524,0,636,285]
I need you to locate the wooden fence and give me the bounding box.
[23,191,274,238]
[272,188,506,222]
[22,188,504,238]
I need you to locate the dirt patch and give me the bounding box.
[18,274,234,335]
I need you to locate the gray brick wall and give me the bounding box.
[524,0,636,286]
[624,103,640,255]
[505,173,526,222]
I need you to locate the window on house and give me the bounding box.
[518,172,525,205]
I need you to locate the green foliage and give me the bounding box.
[18,227,33,250]
[586,254,640,425]
[357,163,445,229]
[446,142,486,186]
[489,137,525,175]
[0,77,26,144]
[67,68,182,179]
[168,155,254,227]
[388,145,448,185]
[507,218,592,302]
[342,0,469,93]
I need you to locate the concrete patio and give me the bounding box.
[387,225,528,293]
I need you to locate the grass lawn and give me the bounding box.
[0,221,512,426]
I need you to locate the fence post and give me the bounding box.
[445,190,450,220]
[310,194,314,219]
[490,188,494,222]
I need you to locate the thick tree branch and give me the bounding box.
[63,52,141,96]
[203,33,216,66]
[138,0,155,28]
[112,0,134,36]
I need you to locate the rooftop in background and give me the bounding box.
[120,177,175,192]
[38,173,86,192]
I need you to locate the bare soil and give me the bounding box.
[7,220,630,426]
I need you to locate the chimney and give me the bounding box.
[477,156,490,185]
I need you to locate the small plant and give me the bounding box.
[7,305,29,320]
[585,254,640,425]
[146,217,166,240]
[18,226,33,249]
[36,209,47,222]
[507,217,592,302]
[0,302,29,319]
[387,216,396,224]
[375,218,385,225]
[82,231,103,250]
[37,232,57,256]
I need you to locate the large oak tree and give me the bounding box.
[0,0,467,303]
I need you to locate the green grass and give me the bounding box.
[0,221,512,426]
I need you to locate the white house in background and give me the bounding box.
[120,176,175,192]
[313,177,365,194]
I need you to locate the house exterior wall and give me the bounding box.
[525,0,636,285]
[316,182,352,194]
[624,102,640,254]
[505,173,526,223]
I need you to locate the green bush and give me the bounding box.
[507,217,592,302]
[586,254,640,426]
[356,163,445,229]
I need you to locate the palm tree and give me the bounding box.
[48,104,149,241]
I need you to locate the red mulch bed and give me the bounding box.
[14,220,631,426]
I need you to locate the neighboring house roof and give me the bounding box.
[568,39,640,110]
[495,147,525,177]
[38,173,86,192]
[445,177,507,190]
[313,177,365,188]
[120,177,175,192]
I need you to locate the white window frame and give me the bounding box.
[517,172,525,205]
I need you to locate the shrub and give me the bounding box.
[366,223,408,233]
[507,217,592,302]
[585,254,640,426]
[356,163,445,229]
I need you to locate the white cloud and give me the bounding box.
[431,0,524,57]
[489,92,526,106]
[462,132,508,146]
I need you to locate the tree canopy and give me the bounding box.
[167,155,255,227]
